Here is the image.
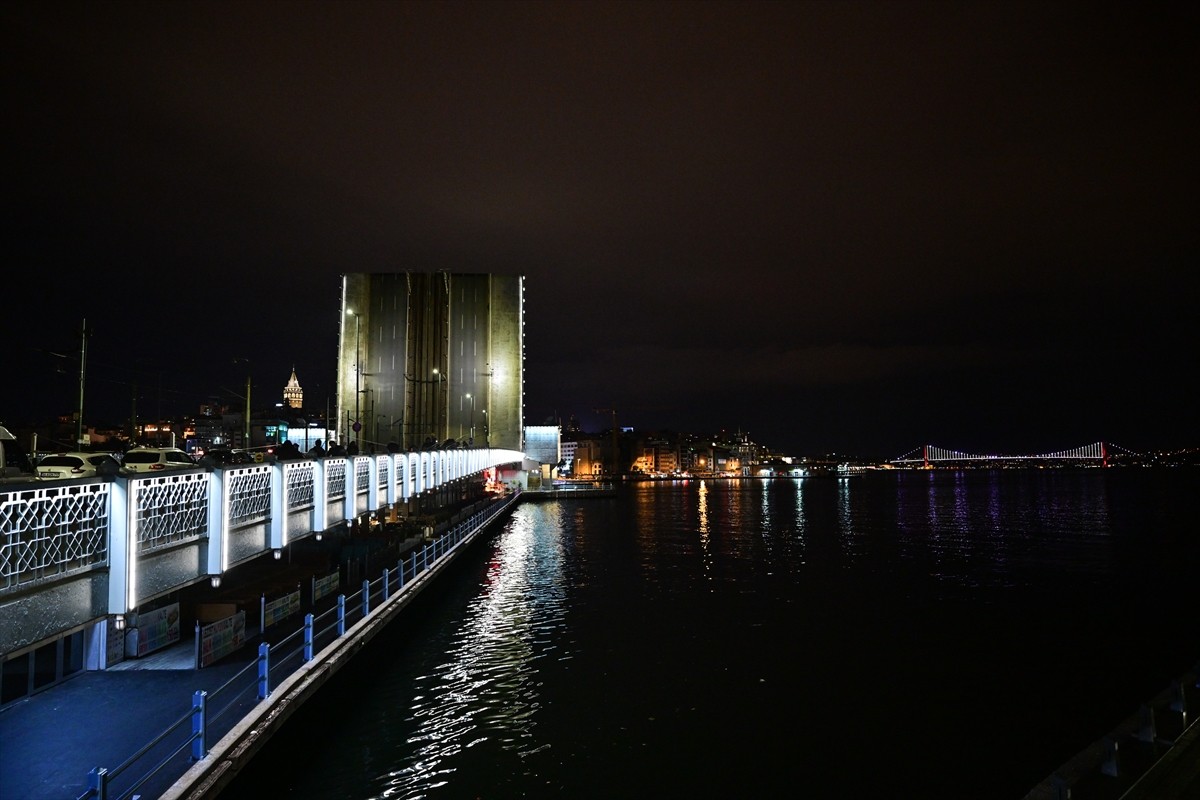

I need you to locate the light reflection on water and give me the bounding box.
[378,506,569,798]
[232,469,1200,800]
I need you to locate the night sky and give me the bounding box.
[6,1,1195,460]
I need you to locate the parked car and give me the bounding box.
[36,452,121,480]
[198,447,255,466]
[121,447,198,473]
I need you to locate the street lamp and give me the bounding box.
[403,367,447,449]
[465,393,474,443]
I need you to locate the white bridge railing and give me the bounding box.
[0,448,524,656]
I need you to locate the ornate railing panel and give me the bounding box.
[226,466,272,528]
[376,455,390,488]
[0,482,110,590]
[326,459,347,500]
[355,458,369,492]
[285,461,315,510]
[132,473,209,553]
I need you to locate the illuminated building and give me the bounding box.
[283,367,304,409]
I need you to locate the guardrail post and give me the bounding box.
[87,767,108,800]
[1137,705,1156,743]
[191,690,208,761]
[337,595,346,636]
[411,551,418,579]
[1136,704,1156,744]
[1100,736,1120,777]
[382,567,390,599]
[362,579,370,617]
[303,614,314,662]
[257,642,271,700]
[1170,680,1187,714]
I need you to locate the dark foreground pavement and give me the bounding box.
[0,644,254,800]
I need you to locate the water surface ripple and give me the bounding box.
[229,469,1200,799]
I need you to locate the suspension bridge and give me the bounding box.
[889,441,1140,468]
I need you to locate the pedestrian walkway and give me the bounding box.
[0,642,253,800]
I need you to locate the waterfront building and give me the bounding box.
[339,272,525,452]
[731,429,763,466]
[559,439,578,475]
[524,425,561,470]
[641,434,679,474]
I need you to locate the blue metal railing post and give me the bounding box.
[362,579,370,617]
[303,614,314,662]
[191,690,208,761]
[87,767,108,800]
[257,643,270,700]
[383,567,390,599]
[337,595,346,636]
[411,551,418,578]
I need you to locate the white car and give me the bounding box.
[36,452,121,480]
[121,447,198,473]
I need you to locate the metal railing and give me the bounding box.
[76,490,520,800]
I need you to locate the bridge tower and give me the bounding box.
[923,444,929,470]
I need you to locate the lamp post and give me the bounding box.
[432,368,446,444]
[465,393,474,443]
[76,318,88,447]
[361,387,374,448]
[482,363,495,449]
[348,309,361,449]
[233,358,252,450]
